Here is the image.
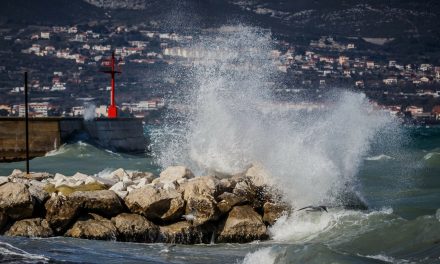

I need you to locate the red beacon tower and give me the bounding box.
[101,52,122,118]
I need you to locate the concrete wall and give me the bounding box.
[0,118,60,161]
[83,118,147,153]
[0,117,147,161]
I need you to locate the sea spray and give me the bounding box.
[152,25,399,208]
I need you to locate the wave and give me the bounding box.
[242,208,440,264]
[0,241,49,264]
[365,154,395,161]
[153,25,400,207]
[423,152,440,160]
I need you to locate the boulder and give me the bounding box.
[185,195,219,226]
[158,221,215,244]
[68,190,123,217]
[65,214,117,240]
[0,182,34,220]
[245,163,272,187]
[180,176,222,225]
[159,166,194,183]
[217,192,247,214]
[125,186,184,223]
[111,213,159,242]
[232,179,266,210]
[109,181,127,192]
[217,205,268,243]
[128,171,155,182]
[45,195,81,234]
[6,218,53,237]
[180,176,220,198]
[263,202,289,225]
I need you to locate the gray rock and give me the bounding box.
[125,186,185,223]
[45,195,81,234]
[111,213,159,242]
[68,190,123,217]
[263,202,289,225]
[159,166,194,183]
[6,218,53,237]
[0,182,34,220]
[158,221,215,244]
[217,192,247,214]
[65,213,117,240]
[217,205,268,243]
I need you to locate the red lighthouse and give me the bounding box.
[101,52,121,118]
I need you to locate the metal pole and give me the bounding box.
[24,72,29,175]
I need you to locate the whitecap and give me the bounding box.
[424,152,440,160]
[0,241,49,263]
[365,154,394,161]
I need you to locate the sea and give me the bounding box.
[1,25,440,263]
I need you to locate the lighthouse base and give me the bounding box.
[108,105,118,118]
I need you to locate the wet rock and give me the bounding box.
[0,182,34,220]
[6,218,53,237]
[158,221,215,244]
[245,163,272,187]
[263,202,289,225]
[217,192,247,214]
[185,195,219,226]
[65,213,117,240]
[111,213,159,242]
[159,166,194,183]
[232,179,266,210]
[125,186,185,223]
[68,190,123,217]
[45,194,81,234]
[217,205,268,243]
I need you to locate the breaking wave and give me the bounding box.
[152,25,399,207]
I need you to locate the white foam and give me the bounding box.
[242,247,277,264]
[365,154,394,161]
[0,241,49,263]
[269,208,394,243]
[153,25,398,207]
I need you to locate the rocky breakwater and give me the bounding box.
[0,165,290,244]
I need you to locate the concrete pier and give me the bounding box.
[0,117,147,162]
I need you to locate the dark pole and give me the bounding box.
[24,72,29,175]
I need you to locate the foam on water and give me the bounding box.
[153,24,398,207]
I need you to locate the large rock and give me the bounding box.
[68,190,123,217]
[263,202,289,225]
[158,221,215,244]
[111,213,159,242]
[217,205,268,243]
[45,195,81,234]
[245,163,272,187]
[185,195,219,226]
[124,186,185,223]
[180,176,221,225]
[0,182,34,220]
[6,218,53,237]
[65,214,117,240]
[217,192,247,214]
[181,176,220,198]
[159,166,194,183]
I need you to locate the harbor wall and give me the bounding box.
[0,117,147,161]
